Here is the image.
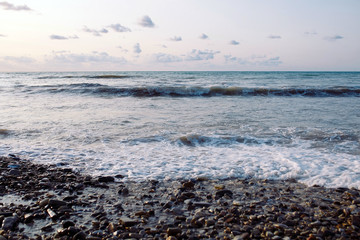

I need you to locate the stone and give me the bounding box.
[62,220,75,228]
[166,236,178,240]
[1,216,18,231]
[8,169,20,176]
[215,189,233,199]
[73,231,87,240]
[48,199,67,209]
[98,176,115,183]
[182,181,195,189]
[167,227,182,236]
[350,215,360,227]
[119,217,139,227]
[193,202,211,208]
[233,232,250,240]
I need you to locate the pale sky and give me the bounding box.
[1,0,359,71]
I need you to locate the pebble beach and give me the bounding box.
[1,155,360,240]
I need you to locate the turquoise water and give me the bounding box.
[0,71,359,188]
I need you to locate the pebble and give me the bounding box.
[1,156,360,239]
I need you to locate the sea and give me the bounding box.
[0,71,359,189]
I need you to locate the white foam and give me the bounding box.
[4,137,359,189]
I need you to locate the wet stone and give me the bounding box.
[98,176,115,183]
[167,227,182,236]
[1,216,18,231]
[119,217,139,227]
[215,189,233,199]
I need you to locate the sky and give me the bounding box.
[0,0,360,71]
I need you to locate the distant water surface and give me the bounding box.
[0,71,359,188]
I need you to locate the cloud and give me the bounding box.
[49,51,127,64]
[268,35,282,39]
[83,26,108,36]
[0,34,6,37]
[225,54,282,67]
[108,24,131,32]
[185,49,220,61]
[133,43,142,54]
[50,34,79,40]
[153,53,182,63]
[199,33,208,39]
[138,15,155,28]
[3,56,35,63]
[229,40,239,45]
[0,1,32,11]
[170,36,182,41]
[50,35,68,40]
[324,35,344,41]
[117,46,129,53]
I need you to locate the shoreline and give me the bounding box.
[1,155,360,239]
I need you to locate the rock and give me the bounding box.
[48,199,67,209]
[215,189,233,199]
[166,236,178,240]
[39,198,50,208]
[47,208,57,219]
[8,169,20,176]
[118,187,129,195]
[98,176,115,183]
[167,227,182,236]
[1,216,18,231]
[41,224,54,232]
[73,231,87,240]
[193,202,211,208]
[62,220,76,228]
[118,217,139,227]
[182,181,195,189]
[350,215,360,227]
[214,184,225,190]
[179,192,196,200]
[233,232,250,240]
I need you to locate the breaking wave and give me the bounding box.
[37,74,134,79]
[26,84,360,97]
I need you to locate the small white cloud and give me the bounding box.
[50,34,79,40]
[324,35,344,41]
[154,53,182,63]
[50,35,68,40]
[170,36,182,41]
[185,49,220,61]
[139,15,155,28]
[229,40,239,45]
[50,51,127,64]
[83,26,108,36]
[108,24,131,32]
[268,35,282,39]
[133,43,142,54]
[0,34,6,37]
[117,46,129,53]
[225,54,282,66]
[0,1,32,11]
[69,35,79,39]
[199,33,209,39]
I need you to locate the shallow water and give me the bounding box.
[0,71,359,188]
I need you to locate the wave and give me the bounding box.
[25,84,360,97]
[37,74,134,80]
[177,134,292,147]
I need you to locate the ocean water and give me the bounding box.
[0,71,359,188]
